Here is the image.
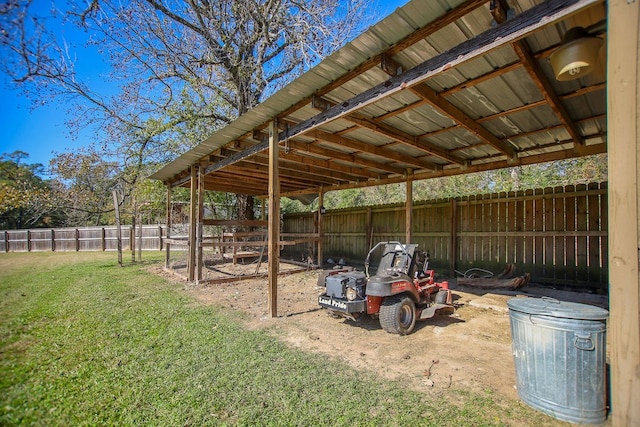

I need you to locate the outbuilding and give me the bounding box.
[150,0,639,424]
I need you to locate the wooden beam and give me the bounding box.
[206,166,322,190]
[409,83,516,157]
[309,129,439,171]
[311,95,332,111]
[196,166,205,283]
[165,184,171,268]
[210,142,362,184]
[187,165,197,282]
[317,187,324,267]
[607,0,640,425]
[405,174,413,243]
[190,0,595,183]
[491,0,585,147]
[380,53,403,76]
[287,140,407,175]
[306,94,466,165]
[283,0,596,150]
[224,157,345,186]
[231,143,379,182]
[279,142,607,199]
[450,199,458,278]
[278,0,488,119]
[203,219,268,227]
[267,120,280,318]
[512,41,584,146]
[346,112,466,164]
[241,132,394,177]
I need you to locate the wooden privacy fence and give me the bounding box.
[1,183,608,291]
[283,183,608,292]
[0,225,167,253]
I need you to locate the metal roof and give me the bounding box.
[149,0,607,197]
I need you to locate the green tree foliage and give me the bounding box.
[283,155,609,213]
[0,151,62,229]
[47,150,122,226]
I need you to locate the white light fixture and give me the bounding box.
[549,26,603,81]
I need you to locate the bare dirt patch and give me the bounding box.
[151,259,611,425]
[176,264,522,398]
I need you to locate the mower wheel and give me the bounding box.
[379,296,416,335]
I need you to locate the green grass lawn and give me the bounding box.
[1,252,554,426]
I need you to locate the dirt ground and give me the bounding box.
[158,260,609,421]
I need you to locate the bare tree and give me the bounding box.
[2,0,372,221]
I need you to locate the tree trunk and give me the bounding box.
[237,194,254,221]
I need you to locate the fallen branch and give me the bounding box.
[458,273,530,290]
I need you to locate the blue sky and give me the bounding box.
[1,1,408,171]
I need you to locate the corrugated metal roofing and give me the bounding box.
[150,0,607,197]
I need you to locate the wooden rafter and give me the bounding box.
[310,93,466,165]
[492,0,585,147]
[168,0,598,192]
[251,130,407,175]
[280,0,593,157]
[308,129,439,171]
[278,0,489,120]
[286,140,407,175]
[221,141,380,183]
[409,83,516,157]
[345,112,465,164]
[281,142,606,198]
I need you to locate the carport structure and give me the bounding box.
[150,0,639,423]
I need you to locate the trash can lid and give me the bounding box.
[507,296,609,320]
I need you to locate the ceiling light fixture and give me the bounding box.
[549,24,605,81]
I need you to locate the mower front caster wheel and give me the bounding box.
[379,296,416,335]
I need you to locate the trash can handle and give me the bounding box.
[541,296,560,304]
[574,333,595,351]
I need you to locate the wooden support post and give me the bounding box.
[267,119,280,318]
[366,207,373,251]
[4,231,8,252]
[607,1,640,425]
[317,187,324,267]
[26,230,31,252]
[165,184,172,268]
[51,229,56,252]
[100,227,106,251]
[196,165,205,282]
[449,199,457,279]
[405,175,413,243]
[188,166,197,282]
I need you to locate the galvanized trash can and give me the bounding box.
[507,297,608,425]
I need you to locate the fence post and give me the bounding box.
[4,231,8,253]
[113,190,122,267]
[449,199,457,278]
[75,229,80,251]
[138,220,142,261]
[27,230,31,252]
[158,225,163,251]
[101,227,106,251]
[51,229,56,252]
[130,223,135,262]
